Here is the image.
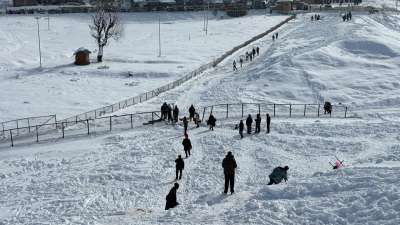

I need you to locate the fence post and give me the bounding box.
[202,107,206,122]
[317,104,320,117]
[152,112,154,124]
[10,130,13,147]
[28,118,31,132]
[75,116,78,124]
[16,120,19,135]
[130,114,133,128]
[289,104,292,117]
[109,116,112,131]
[140,96,142,103]
[273,104,276,117]
[304,105,307,117]
[345,107,348,118]
[258,104,261,115]
[36,125,39,143]
[241,104,244,117]
[62,122,65,138]
[87,119,90,135]
[226,104,229,118]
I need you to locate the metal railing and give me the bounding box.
[0,115,56,137]
[0,111,161,148]
[201,103,349,121]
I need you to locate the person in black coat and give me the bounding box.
[175,155,184,180]
[189,105,196,122]
[246,114,253,134]
[239,120,244,139]
[182,134,192,158]
[252,48,256,57]
[256,47,259,56]
[161,102,168,120]
[165,183,179,210]
[255,114,261,133]
[167,104,173,123]
[182,116,188,135]
[207,114,216,130]
[222,151,237,194]
[266,113,271,134]
[173,105,179,123]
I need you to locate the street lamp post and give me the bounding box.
[35,16,42,68]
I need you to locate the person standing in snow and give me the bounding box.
[222,151,237,194]
[245,52,249,61]
[275,32,278,39]
[167,104,173,123]
[266,113,271,134]
[256,47,260,56]
[207,114,216,131]
[161,102,168,120]
[182,116,189,135]
[165,183,179,210]
[255,114,261,133]
[246,114,253,134]
[175,155,184,180]
[189,104,196,122]
[239,120,244,139]
[249,53,253,61]
[252,48,256,58]
[173,105,179,123]
[233,60,238,71]
[268,166,289,185]
[239,58,243,68]
[182,134,192,158]
[194,112,200,128]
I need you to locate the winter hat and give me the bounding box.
[174,183,179,189]
[227,151,232,156]
[284,166,289,170]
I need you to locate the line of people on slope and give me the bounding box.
[342,11,352,22]
[233,46,260,71]
[311,14,321,21]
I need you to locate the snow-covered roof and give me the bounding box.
[74,47,91,55]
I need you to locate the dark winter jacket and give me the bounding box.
[208,115,216,126]
[239,121,244,132]
[165,187,178,210]
[255,116,261,126]
[182,138,192,151]
[246,116,253,126]
[173,106,179,118]
[175,157,184,170]
[267,115,271,124]
[222,155,237,175]
[269,167,288,184]
[183,118,188,128]
[189,105,196,117]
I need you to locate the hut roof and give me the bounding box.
[74,47,91,55]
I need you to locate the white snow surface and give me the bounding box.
[1,12,400,225]
[0,11,288,121]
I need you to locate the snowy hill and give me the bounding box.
[0,11,400,225]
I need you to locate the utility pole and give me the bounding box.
[158,15,161,57]
[35,16,42,68]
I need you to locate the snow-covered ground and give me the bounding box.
[361,0,399,9]
[1,11,400,225]
[0,11,288,121]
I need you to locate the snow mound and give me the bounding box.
[337,40,398,59]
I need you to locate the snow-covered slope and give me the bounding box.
[0,11,288,121]
[0,12,400,225]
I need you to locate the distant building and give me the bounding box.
[74,48,91,65]
[273,0,293,13]
[13,0,84,7]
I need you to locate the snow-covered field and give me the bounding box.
[1,10,400,225]
[0,11,288,121]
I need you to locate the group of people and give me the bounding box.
[160,102,180,123]
[233,46,260,71]
[272,32,279,41]
[342,11,352,22]
[311,14,321,21]
[166,150,291,209]
[237,113,271,138]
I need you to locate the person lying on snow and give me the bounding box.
[268,166,289,185]
[331,159,344,170]
[165,183,179,210]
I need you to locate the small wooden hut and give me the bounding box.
[74,48,91,65]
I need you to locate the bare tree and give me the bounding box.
[89,7,123,62]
